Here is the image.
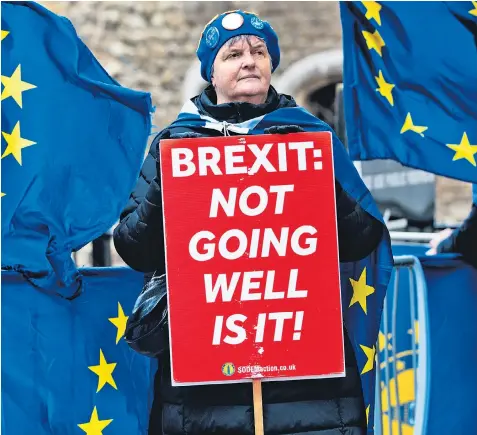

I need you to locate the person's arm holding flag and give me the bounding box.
[428,185,477,268]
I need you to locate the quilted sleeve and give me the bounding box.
[113,132,167,273]
[335,180,384,263]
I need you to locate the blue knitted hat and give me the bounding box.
[196,10,280,82]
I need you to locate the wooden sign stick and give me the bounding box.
[253,379,264,435]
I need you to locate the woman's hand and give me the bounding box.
[426,228,453,255]
[264,125,305,134]
[156,131,202,173]
[169,131,203,139]
[155,130,202,153]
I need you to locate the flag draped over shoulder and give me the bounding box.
[169,100,395,433]
[1,1,153,297]
[339,1,477,183]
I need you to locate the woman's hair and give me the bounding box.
[210,34,271,79]
[224,34,266,50]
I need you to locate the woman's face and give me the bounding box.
[211,35,272,105]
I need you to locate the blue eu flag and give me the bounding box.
[2,268,157,435]
[340,1,477,183]
[1,1,153,297]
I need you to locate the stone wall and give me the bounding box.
[39,2,472,266]
[435,177,473,226]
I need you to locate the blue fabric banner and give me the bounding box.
[377,244,477,434]
[340,1,477,183]
[2,247,476,434]
[1,1,153,297]
[1,267,156,435]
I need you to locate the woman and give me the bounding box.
[114,10,385,435]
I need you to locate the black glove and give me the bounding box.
[169,131,202,139]
[264,125,305,135]
[155,130,202,153]
[155,131,202,174]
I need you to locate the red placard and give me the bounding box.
[160,132,344,385]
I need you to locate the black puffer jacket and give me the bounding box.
[114,85,383,435]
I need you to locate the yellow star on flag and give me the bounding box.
[375,70,395,106]
[1,121,36,165]
[109,302,128,344]
[378,330,387,352]
[469,1,477,17]
[349,267,375,314]
[362,1,382,25]
[78,406,113,435]
[362,29,385,56]
[88,349,117,392]
[366,404,370,425]
[446,132,477,166]
[1,65,37,108]
[360,344,376,374]
[1,192,5,198]
[1,30,9,41]
[400,113,428,137]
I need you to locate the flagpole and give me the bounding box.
[253,379,264,435]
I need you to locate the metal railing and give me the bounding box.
[374,255,430,435]
[390,232,434,243]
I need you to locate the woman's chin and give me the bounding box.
[235,82,267,99]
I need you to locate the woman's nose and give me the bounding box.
[242,52,256,68]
